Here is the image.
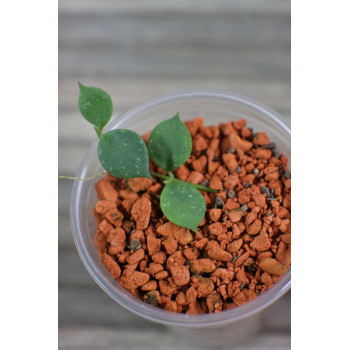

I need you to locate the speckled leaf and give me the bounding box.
[160,181,206,232]
[98,129,151,179]
[78,83,113,128]
[148,113,192,172]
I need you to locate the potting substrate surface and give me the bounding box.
[94,117,291,314]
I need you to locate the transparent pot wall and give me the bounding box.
[71,89,291,345]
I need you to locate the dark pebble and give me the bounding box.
[213,156,221,162]
[260,186,271,197]
[215,196,225,208]
[240,282,246,290]
[234,166,241,173]
[244,182,251,189]
[262,142,276,150]
[227,191,236,198]
[130,239,142,250]
[200,180,209,187]
[240,204,248,211]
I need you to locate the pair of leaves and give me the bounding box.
[78,83,206,232]
[98,113,192,180]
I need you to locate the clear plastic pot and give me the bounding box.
[70,89,291,346]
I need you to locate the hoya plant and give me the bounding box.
[61,83,216,232]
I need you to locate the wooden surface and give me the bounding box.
[58,1,291,349]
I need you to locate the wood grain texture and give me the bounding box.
[59,1,290,348]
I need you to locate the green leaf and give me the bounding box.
[160,181,206,232]
[98,129,152,179]
[78,82,113,128]
[148,113,192,172]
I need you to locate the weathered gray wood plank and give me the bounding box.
[59,327,291,350]
[58,0,290,15]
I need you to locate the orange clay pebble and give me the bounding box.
[175,291,188,306]
[101,254,121,279]
[221,133,253,153]
[260,272,273,286]
[233,118,247,130]
[187,301,205,314]
[127,177,152,192]
[126,249,145,265]
[98,219,113,235]
[250,234,271,252]
[155,270,169,280]
[187,171,205,184]
[206,293,222,313]
[164,300,178,312]
[151,252,166,264]
[95,178,118,202]
[209,174,223,190]
[183,247,200,260]
[159,278,178,295]
[258,258,287,276]
[233,290,257,306]
[169,265,190,286]
[208,208,222,222]
[256,148,272,160]
[195,277,215,298]
[146,235,161,256]
[131,198,152,230]
[148,183,162,196]
[147,263,163,276]
[156,222,193,245]
[107,227,126,254]
[166,251,186,269]
[186,286,198,304]
[119,270,150,290]
[193,135,208,153]
[174,164,190,181]
[104,209,124,227]
[163,237,178,254]
[253,132,270,146]
[191,155,207,173]
[208,222,225,235]
[222,153,238,173]
[234,252,250,267]
[95,200,117,216]
[246,219,262,235]
[93,116,291,313]
[141,280,158,291]
[188,259,216,274]
[252,193,266,208]
[228,209,243,223]
[194,237,209,250]
[211,268,234,284]
[256,251,273,263]
[226,238,243,253]
[207,246,233,262]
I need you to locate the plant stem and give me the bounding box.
[150,171,217,193]
[58,171,105,181]
[94,126,103,138]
